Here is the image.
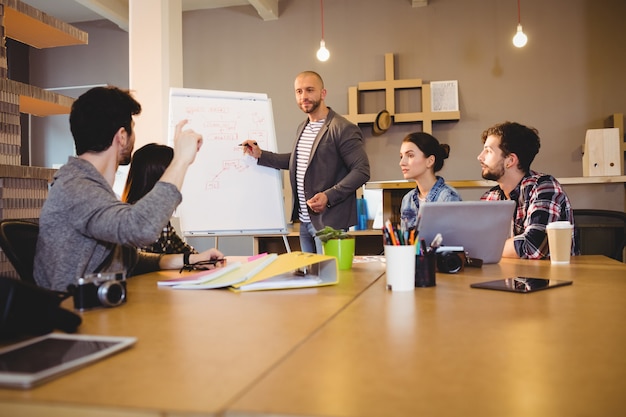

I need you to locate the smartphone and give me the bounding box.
[470,277,572,293]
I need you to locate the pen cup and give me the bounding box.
[384,245,416,291]
[415,252,436,287]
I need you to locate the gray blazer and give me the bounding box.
[259,108,370,231]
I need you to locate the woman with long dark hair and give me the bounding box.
[122,143,197,255]
[399,132,461,231]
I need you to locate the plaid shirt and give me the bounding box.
[142,221,197,255]
[481,170,577,259]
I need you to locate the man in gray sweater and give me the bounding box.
[34,86,223,292]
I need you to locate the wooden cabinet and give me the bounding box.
[254,225,383,255]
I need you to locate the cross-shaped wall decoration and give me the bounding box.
[343,53,460,134]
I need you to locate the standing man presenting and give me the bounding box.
[242,71,370,253]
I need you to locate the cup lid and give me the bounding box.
[546,221,573,229]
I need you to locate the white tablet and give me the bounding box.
[0,333,137,389]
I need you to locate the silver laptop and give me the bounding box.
[417,200,515,264]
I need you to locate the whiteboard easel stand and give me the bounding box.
[282,235,291,253]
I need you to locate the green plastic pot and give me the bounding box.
[322,238,355,270]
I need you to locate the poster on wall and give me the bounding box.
[430,80,459,112]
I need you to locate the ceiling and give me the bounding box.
[21,0,280,31]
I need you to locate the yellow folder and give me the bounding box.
[231,251,338,292]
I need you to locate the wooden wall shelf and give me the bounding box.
[3,0,88,49]
[367,176,626,190]
[0,164,56,180]
[343,53,460,134]
[367,176,626,224]
[0,79,74,116]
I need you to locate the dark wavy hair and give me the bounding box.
[121,143,173,204]
[481,121,540,173]
[402,132,450,173]
[70,86,141,155]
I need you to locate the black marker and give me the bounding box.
[238,142,258,149]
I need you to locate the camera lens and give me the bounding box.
[437,252,463,274]
[97,281,126,307]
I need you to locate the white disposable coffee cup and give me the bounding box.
[384,245,416,291]
[546,221,573,264]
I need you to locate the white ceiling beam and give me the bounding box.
[182,0,278,20]
[248,0,278,21]
[75,0,130,31]
[182,0,248,10]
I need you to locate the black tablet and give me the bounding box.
[470,277,573,293]
[0,333,136,389]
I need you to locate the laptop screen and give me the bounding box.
[417,200,515,264]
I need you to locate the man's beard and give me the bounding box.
[481,161,505,181]
[119,145,133,166]
[301,98,320,114]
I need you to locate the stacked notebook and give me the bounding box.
[157,252,338,292]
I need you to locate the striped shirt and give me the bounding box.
[481,170,577,259]
[296,120,324,223]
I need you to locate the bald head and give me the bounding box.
[294,71,328,119]
[295,71,324,89]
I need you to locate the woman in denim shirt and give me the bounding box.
[399,132,461,231]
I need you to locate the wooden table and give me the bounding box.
[0,260,385,417]
[1,256,625,417]
[229,256,626,417]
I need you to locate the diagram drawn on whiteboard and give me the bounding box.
[168,88,287,235]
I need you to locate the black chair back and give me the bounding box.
[0,219,39,285]
[573,209,626,262]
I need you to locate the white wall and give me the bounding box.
[29,20,129,168]
[30,0,626,213]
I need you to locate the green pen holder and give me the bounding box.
[322,238,355,270]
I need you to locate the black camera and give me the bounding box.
[436,249,467,274]
[435,246,483,274]
[71,272,127,311]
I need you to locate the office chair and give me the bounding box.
[0,219,39,285]
[573,209,626,262]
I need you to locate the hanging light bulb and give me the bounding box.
[316,0,330,61]
[512,0,528,48]
[513,23,528,48]
[317,40,330,62]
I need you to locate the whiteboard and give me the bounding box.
[168,88,287,235]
